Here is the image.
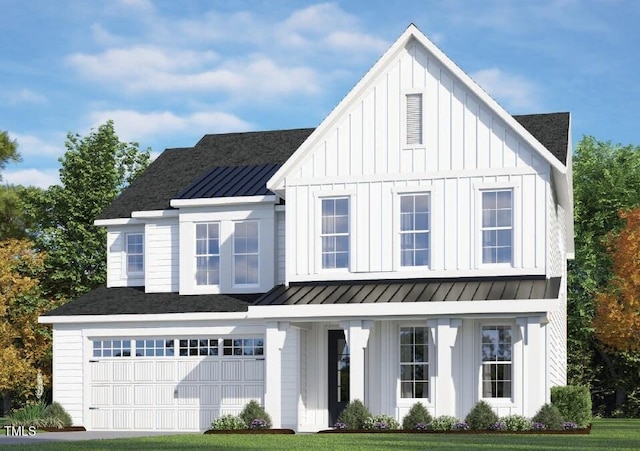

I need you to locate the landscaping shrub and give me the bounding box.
[43,402,72,428]
[401,402,432,430]
[7,401,47,427]
[363,414,400,430]
[465,400,499,430]
[428,415,458,431]
[551,385,592,427]
[239,400,272,429]
[501,414,532,431]
[532,403,564,430]
[337,399,371,430]
[211,414,247,430]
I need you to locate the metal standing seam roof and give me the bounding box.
[176,163,282,199]
[253,277,562,306]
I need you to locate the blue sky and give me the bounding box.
[1,0,638,188]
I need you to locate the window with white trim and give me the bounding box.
[195,223,220,285]
[400,326,429,398]
[400,194,430,267]
[93,339,132,358]
[406,93,423,146]
[233,221,259,285]
[223,338,264,356]
[481,325,512,398]
[135,339,175,357]
[126,233,144,275]
[321,197,349,269]
[481,190,513,264]
[179,338,218,356]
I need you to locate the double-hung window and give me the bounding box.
[321,197,349,269]
[195,223,220,285]
[400,194,430,267]
[481,190,513,264]
[234,221,259,285]
[126,233,144,275]
[400,326,429,399]
[481,325,512,398]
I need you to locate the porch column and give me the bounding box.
[265,321,288,428]
[428,318,461,417]
[340,320,372,403]
[517,316,547,417]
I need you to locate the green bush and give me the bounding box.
[337,399,372,430]
[532,403,564,430]
[239,400,272,429]
[211,414,247,430]
[551,385,592,427]
[363,414,400,430]
[402,402,433,430]
[428,415,458,431]
[7,401,47,427]
[465,400,499,430]
[501,414,532,431]
[43,402,72,428]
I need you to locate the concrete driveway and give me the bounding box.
[0,430,190,445]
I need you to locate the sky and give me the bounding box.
[1,0,638,188]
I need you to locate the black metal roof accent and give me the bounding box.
[43,286,262,316]
[513,112,570,165]
[176,163,282,199]
[253,277,561,305]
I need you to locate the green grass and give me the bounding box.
[4,419,640,450]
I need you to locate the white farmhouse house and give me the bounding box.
[40,24,574,432]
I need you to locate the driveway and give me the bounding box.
[0,430,189,445]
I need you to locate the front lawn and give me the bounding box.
[4,419,640,450]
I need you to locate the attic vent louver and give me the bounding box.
[406,93,423,145]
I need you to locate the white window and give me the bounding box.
[400,326,429,399]
[92,339,132,358]
[321,197,349,269]
[179,338,218,357]
[233,221,259,285]
[481,190,513,264]
[406,93,423,146]
[125,233,144,275]
[400,194,430,267]
[481,325,513,398]
[135,339,175,357]
[195,223,220,285]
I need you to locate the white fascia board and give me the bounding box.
[170,195,277,208]
[247,299,560,321]
[131,210,179,219]
[94,218,145,226]
[267,24,567,192]
[39,311,249,325]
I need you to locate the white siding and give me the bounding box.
[281,328,300,429]
[106,225,145,288]
[52,327,84,426]
[145,219,179,292]
[276,211,286,285]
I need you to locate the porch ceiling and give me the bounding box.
[253,276,561,306]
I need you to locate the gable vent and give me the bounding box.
[406,93,423,146]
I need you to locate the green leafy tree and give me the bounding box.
[25,121,150,300]
[0,130,20,179]
[0,185,40,239]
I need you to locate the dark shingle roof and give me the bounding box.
[254,276,561,305]
[97,128,314,219]
[513,112,570,164]
[43,286,260,316]
[98,113,569,220]
[176,163,282,199]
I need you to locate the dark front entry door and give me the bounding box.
[328,330,350,426]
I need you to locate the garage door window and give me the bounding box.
[93,339,132,357]
[223,338,264,356]
[135,339,175,357]
[179,338,219,356]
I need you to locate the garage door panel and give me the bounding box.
[112,362,133,382]
[113,409,132,429]
[134,362,154,381]
[199,361,219,381]
[221,385,243,406]
[156,361,175,381]
[91,385,110,406]
[176,385,198,405]
[134,409,155,429]
[177,361,198,381]
[221,361,242,381]
[91,409,111,429]
[200,409,217,430]
[155,385,175,405]
[113,385,132,405]
[244,360,264,381]
[133,385,154,405]
[199,385,220,406]
[177,409,198,429]
[156,409,175,430]
[92,362,111,382]
[244,385,264,401]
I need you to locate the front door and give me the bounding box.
[328,330,350,426]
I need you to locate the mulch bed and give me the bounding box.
[204,429,295,434]
[318,424,591,435]
[40,426,87,432]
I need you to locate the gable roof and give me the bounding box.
[97,128,313,220]
[514,112,570,165]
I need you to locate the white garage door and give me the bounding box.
[88,337,264,431]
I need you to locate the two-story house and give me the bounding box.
[41,24,573,432]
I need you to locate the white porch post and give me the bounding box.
[265,321,288,428]
[340,320,372,403]
[428,318,461,417]
[517,316,546,417]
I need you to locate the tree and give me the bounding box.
[0,239,57,414]
[25,121,150,300]
[0,185,40,240]
[0,130,20,180]
[593,209,640,352]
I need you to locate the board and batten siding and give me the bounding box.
[283,39,551,282]
[52,326,84,426]
[106,225,145,288]
[145,219,179,292]
[280,327,300,429]
[276,210,286,285]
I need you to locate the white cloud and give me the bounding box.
[88,109,252,142]
[3,168,60,188]
[283,3,356,34]
[9,132,64,157]
[6,88,46,105]
[471,68,540,111]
